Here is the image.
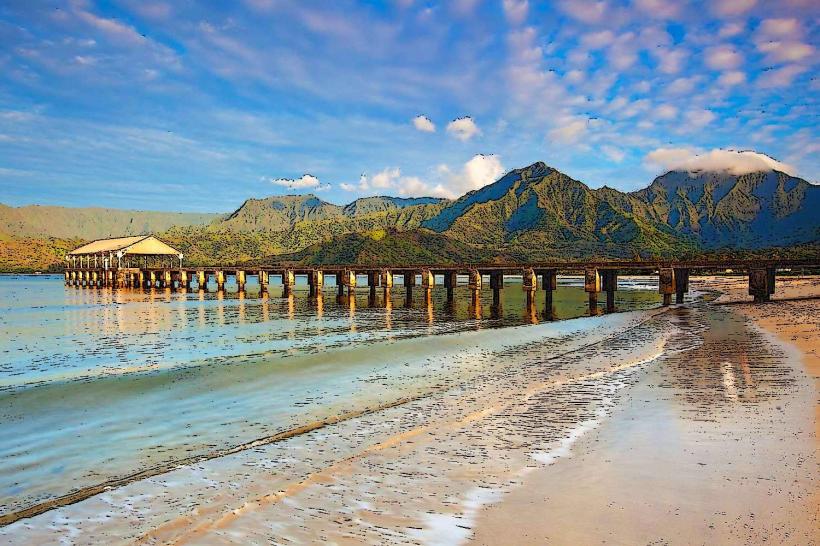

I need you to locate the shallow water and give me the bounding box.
[0,274,662,519]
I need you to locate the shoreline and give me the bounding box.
[1,277,818,544]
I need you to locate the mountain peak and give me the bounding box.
[519,161,552,179]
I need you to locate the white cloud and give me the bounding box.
[580,30,615,50]
[654,48,688,74]
[718,22,745,37]
[558,0,607,23]
[666,76,700,95]
[548,118,587,144]
[634,0,681,19]
[718,70,746,86]
[266,173,326,190]
[503,0,529,25]
[758,18,800,38]
[607,33,639,70]
[685,109,716,128]
[757,40,814,63]
[412,115,436,132]
[353,167,450,198]
[446,117,481,141]
[757,64,808,88]
[564,69,585,84]
[711,0,756,17]
[654,104,678,120]
[601,145,625,163]
[704,45,743,70]
[440,154,505,197]
[370,167,401,188]
[644,148,796,176]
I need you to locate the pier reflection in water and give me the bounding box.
[0,274,660,516]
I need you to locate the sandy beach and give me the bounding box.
[1,276,818,545]
[473,275,820,545]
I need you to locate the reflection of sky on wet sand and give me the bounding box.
[658,306,790,416]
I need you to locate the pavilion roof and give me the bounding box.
[68,235,181,256]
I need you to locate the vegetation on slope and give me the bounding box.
[1,162,816,272]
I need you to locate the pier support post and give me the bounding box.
[658,267,675,306]
[585,268,601,313]
[674,268,689,304]
[281,270,294,296]
[380,270,393,301]
[522,267,537,307]
[601,269,618,312]
[236,270,246,293]
[198,271,207,291]
[403,271,415,306]
[216,270,225,292]
[443,271,457,302]
[421,268,434,293]
[342,269,356,295]
[149,271,157,289]
[259,271,269,293]
[468,269,482,290]
[749,267,775,302]
[308,270,323,297]
[367,271,379,301]
[468,269,482,306]
[163,270,172,290]
[490,271,503,305]
[539,269,557,320]
[336,273,344,297]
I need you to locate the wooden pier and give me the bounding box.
[64,237,819,313]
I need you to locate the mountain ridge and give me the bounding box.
[1,161,817,271]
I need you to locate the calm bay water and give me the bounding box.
[0,274,662,516]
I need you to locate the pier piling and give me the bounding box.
[658,268,675,306]
[585,268,601,313]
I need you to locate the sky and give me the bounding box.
[0,0,817,212]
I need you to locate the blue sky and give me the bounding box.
[0,0,817,212]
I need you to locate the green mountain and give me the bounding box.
[218,195,343,232]
[420,162,694,259]
[277,228,491,266]
[630,170,820,248]
[1,161,817,271]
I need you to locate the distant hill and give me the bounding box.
[1,161,817,271]
[0,203,222,239]
[272,228,491,266]
[342,196,446,216]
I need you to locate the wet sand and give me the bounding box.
[473,276,820,545]
[1,276,818,545]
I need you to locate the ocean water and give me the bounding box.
[0,274,662,519]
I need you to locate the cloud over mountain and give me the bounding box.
[645,148,796,176]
